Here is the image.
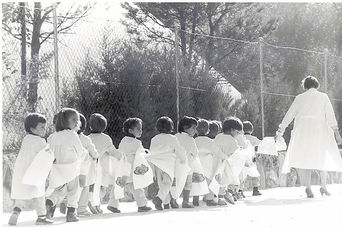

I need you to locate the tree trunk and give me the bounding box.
[19,2,27,99]
[28,2,43,112]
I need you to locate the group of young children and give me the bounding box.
[9,107,265,225]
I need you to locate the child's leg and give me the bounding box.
[66,177,80,209]
[182,174,194,208]
[251,177,262,196]
[204,177,215,201]
[77,186,90,214]
[65,177,80,222]
[156,168,172,201]
[33,196,47,217]
[107,185,120,213]
[33,196,54,224]
[127,183,151,212]
[153,168,172,210]
[8,200,24,225]
[46,184,68,219]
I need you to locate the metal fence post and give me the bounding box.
[259,37,265,138]
[324,49,328,93]
[175,28,180,127]
[53,3,60,112]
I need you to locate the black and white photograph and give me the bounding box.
[2,1,342,226]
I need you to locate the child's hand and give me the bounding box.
[79,175,86,187]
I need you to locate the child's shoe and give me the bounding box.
[163,204,170,209]
[252,187,262,196]
[181,202,194,208]
[88,202,98,214]
[152,196,163,210]
[170,198,179,209]
[217,198,227,206]
[8,208,21,225]
[107,206,121,213]
[206,200,218,206]
[35,216,54,225]
[192,196,200,206]
[182,190,194,208]
[138,205,152,212]
[66,208,79,222]
[77,210,92,216]
[238,189,246,198]
[45,200,56,220]
[95,205,103,214]
[237,191,243,200]
[66,213,79,222]
[223,192,235,205]
[59,202,66,214]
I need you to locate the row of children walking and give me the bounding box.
[9,107,264,225]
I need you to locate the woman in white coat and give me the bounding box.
[276,76,342,198]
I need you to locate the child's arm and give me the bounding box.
[82,135,99,159]
[107,145,122,160]
[72,132,87,160]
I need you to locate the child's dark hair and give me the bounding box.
[302,75,320,89]
[197,118,209,136]
[52,113,58,125]
[24,113,47,134]
[55,108,79,132]
[215,120,222,133]
[243,121,253,134]
[156,116,174,133]
[77,113,87,134]
[208,121,219,136]
[123,118,142,136]
[178,116,198,133]
[89,113,107,133]
[222,117,243,134]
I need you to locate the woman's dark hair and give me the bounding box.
[24,113,47,134]
[55,108,79,132]
[197,118,209,136]
[178,116,198,133]
[243,121,254,134]
[77,113,87,134]
[302,75,320,90]
[222,117,243,133]
[89,113,107,133]
[123,118,142,136]
[156,116,174,133]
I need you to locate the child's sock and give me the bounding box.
[192,196,199,206]
[8,207,21,225]
[182,190,194,208]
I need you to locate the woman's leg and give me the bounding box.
[304,169,312,190]
[319,171,327,190]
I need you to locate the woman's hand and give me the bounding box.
[334,129,342,145]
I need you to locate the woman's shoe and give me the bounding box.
[305,188,314,198]
[320,187,331,196]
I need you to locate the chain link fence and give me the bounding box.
[3,4,342,210]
